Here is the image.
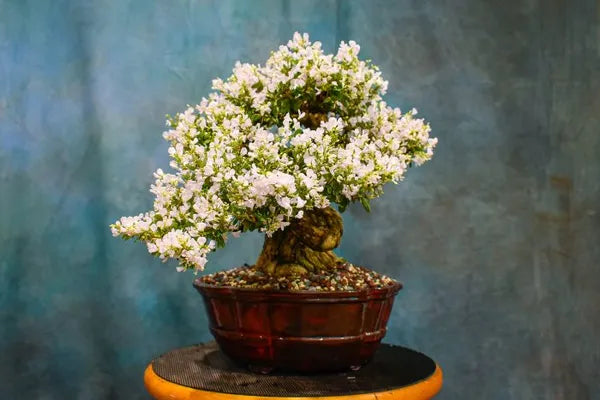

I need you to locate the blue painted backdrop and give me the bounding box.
[1,1,599,398]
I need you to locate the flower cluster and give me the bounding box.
[111,33,437,272]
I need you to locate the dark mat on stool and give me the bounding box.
[151,341,436,397]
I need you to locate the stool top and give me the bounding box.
[148,341,441,398]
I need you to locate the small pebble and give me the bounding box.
[197,262,397,292]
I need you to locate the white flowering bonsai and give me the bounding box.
[111,33,437,278]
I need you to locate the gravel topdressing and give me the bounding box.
[196,263,398,292]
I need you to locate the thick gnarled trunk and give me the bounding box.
[255,206,344,276]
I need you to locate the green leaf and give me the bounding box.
[337,198,349,213]
[215,235,226,248]
[360,197,371,213]
[251,81,264,92]
[278,99,290,114]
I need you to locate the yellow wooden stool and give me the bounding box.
[144,342,443,400]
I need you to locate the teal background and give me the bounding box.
[1,0,599,398]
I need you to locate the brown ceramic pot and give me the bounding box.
[193,278,402,373]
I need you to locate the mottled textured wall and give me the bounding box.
[1,0,599,399]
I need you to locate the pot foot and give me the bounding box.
[248,364,274,375]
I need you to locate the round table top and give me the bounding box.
[144,341,443,400]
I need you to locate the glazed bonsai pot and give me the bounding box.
[193,278,402,373]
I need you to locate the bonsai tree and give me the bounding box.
[111,33,437,279]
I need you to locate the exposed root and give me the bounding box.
[255,206,344,276]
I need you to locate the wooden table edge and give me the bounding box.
[144,363,443,400]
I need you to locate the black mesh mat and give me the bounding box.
[151,341,436,397]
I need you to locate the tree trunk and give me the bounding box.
[255,206,344,276]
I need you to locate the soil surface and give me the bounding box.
[197,262,398,292]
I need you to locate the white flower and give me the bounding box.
[111,32,437,272]
[147,242,158,253]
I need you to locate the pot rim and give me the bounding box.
[193,277,402,299]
